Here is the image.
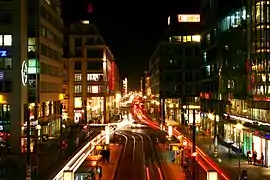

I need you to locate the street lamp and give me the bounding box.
[235,123,243,179]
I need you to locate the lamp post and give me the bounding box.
[235,123,243,179]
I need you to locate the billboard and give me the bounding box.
[178,14,200,22]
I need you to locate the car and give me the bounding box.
[131,123,147,129]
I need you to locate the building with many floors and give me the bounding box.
[63,21,121,124]
[149,13,201,124]
[0,0,64,153]
[201,0,270,166]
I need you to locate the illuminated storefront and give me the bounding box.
[223,123,270,167]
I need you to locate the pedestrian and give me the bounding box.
[253,151,257,165]
[106,149,110,162]
[261,153,264,167]
[247,150,251,164]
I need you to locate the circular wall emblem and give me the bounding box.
[21,61,28,86]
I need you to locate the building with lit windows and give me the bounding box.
[0,0,64,154]
[64,21,120,124]
[149,14,201,124]
[201,0,270,166]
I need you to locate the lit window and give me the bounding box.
[192,35,201,42]
[206,33,210,42]
[186,36,192,42]
[74,97,82,108]
[0,35,2,45]
[74,85,82,93]
[206,65,210,76]
[87,73,102,81]
[203,52,207,62]
[262,74,266,82]
[3,35,12,46]
[74,74,82,81]
[28,38,36,52]
[92,85,99,93]
[182,36,187,42]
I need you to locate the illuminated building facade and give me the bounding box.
[0,0,64,153]
[64,21,120,124]
[201,0,270,165]
[149,14,201,123]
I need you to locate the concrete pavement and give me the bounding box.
[157,144,186,180]
[98,144,122,180]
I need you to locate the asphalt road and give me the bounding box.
[114,127,166,180]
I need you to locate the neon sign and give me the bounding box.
[0,50,7,57]
[21,61,28,86]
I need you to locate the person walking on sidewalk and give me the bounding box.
[247,150,251,164]
[261,152,264,167]
[253,151,257,165]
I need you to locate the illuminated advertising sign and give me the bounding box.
[108,62,115,91]
[168,16,171,25]
[0,50,7,57]
[21,61,28,86]
[178,14,200,22]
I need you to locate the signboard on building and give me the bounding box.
[178,14,200,22]
[0,50,7,57]
[21,61,28,86]
[108,61,115,92]
[0,72,3,80]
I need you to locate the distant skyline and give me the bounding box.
[63,0,200,89]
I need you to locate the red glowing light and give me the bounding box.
[87,3,94,13]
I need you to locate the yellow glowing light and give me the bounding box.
[235,123,243,131]
[0,95,7,103]
[58,93,64,100]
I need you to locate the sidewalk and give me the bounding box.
[180,127,270,180]
[98,144,122,180]
[156,144,186,180]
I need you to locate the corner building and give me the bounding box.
[201,0,270,166]
[0,0,64,153]
[64,22,121,124]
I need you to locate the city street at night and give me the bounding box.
[1,0,270,180]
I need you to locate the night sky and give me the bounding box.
[63,0,200,89]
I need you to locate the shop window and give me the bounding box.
[74,73,82,81]
[74,85,82,93]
